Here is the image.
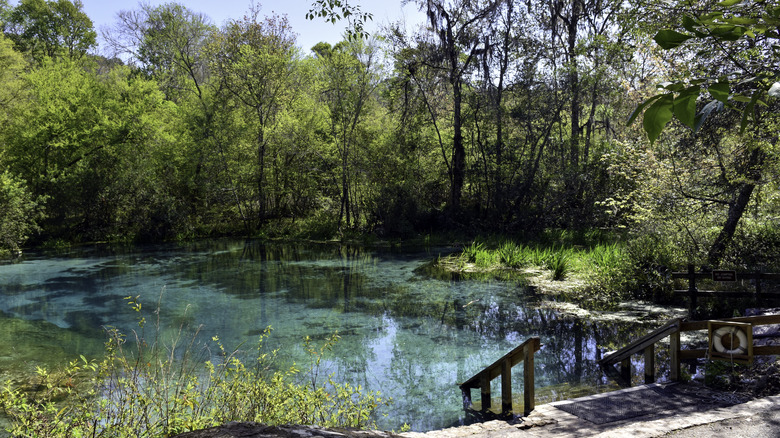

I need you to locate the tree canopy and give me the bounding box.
[0,0,779,272]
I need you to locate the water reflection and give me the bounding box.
[0,240,656,431]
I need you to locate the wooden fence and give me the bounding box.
[673,265,780,317]
[600,314,780,387]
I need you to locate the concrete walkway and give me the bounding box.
[402,384,780,438]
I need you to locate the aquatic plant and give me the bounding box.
[497,241,527,268]
[545,251,571,281]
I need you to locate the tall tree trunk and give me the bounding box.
[706,147,764,267]
[451,80,465,213]
[567,0,581,174]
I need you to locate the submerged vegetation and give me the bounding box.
[0,297,388,437]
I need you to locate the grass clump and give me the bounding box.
[545,252,571,281]
[0,296,388,437]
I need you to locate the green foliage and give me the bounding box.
[5,0,96,62]
[0,171,42,254]
[0,299,389,437]
[634,0,780,140]
[496,241,527,268]
[306,0,373,41]
[587,234,680,304]
[545,251,571,281]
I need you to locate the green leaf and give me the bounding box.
[673,87,701,129]
[717,0,742,6]
[654,30,694,49]
[682,15,699,32]
[627,94,664,126]
[740,90,762,133]
[660,81,685,92]
[708,82,731,103]
[643,94,674,143]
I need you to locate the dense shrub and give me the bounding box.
[0,171,43,255]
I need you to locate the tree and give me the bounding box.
[0,171,41,254]
[207,8,300,231]
[1,58,182,242]
[631,0,780,266]
[315,39,382,230]
[5,0,95,61]
[102,2,215,102]
[0,34,39,253]
[306,0,373,41]
[405,0,500,215]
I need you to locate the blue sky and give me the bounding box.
[74,0,426,53]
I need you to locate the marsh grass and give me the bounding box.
[0,295,388,437]
[434,233,633,294]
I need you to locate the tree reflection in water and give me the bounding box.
[0,240,666,432]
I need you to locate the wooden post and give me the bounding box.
[461,387,472,410]
[523,339,537,416]
[670,330,681,381]
[644,344,655,384]
[687,264,697,318]
[501,359,512,415]
[620,358,631,383]
[480,373,491,411]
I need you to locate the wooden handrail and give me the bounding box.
[600,318,681,366]
[459,337,541,416]
[600,314,780,387]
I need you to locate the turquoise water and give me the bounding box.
[0,240,656,431]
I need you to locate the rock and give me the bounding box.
[172,422,404,438]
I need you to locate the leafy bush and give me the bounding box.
[0,297,388,437]
[586,235,679,304]
[0,171,43,255]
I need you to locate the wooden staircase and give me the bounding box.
[459,337,541,416]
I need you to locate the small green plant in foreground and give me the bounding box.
[0,296,388,437]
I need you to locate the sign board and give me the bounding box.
[712,270,737,282]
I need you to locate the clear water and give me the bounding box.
[0,239,659,431]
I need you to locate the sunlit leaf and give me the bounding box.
[708,82,731,103]
[654,30,694,49]
[673,87,700,129]
[643,94,674,143]
[627,94,664,126]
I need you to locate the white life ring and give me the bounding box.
[712,326,748,355]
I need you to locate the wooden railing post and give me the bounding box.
[644,344,655,384]
[620,358,631,383]
[670,330,681,381]
[480,373,491,411]
[461,387,472,410]
[523,338,538,415]
[501,359,512,415]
